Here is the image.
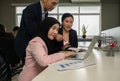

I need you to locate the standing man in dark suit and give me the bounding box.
[15,0,59,65]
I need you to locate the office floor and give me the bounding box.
[12,74,19,81]
[11,65,22,81]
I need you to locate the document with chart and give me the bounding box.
[57,60,95,71]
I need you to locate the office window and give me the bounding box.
[59,6,79,13]
[48,5,101,36]
[80,15,99,35]
[80,6,100,13]
[16,7,26,14]
[15,4,101,36]
[15,6,26,26]
[16,15,22,27]
[79,6,100,35]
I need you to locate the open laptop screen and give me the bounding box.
[67,36,98,60]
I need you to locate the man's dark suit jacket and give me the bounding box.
[15,1,48,59]
[56,27,78,51]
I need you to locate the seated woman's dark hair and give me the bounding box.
[61,13,74,22]
[0,24,6,33]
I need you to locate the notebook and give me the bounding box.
[68,36,98,60]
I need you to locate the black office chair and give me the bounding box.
[0,53,11,81]
[0,36,21,77]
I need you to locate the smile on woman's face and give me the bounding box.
[62,17,73,31]
[48,23,59,40]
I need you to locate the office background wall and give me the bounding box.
[101,0,120,30]
[0,0,120,32]
[0,0,15,32]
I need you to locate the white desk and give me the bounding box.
[32,50,120,81]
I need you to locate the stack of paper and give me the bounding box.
[57,60,95,71]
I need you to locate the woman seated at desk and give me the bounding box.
[57,13,78,50]
[18,17,76,81]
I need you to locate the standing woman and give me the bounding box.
[58,13,78,50]
[18,17,76,81]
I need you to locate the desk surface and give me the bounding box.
[32,50,120,81]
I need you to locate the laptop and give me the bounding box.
[68,36,98,60]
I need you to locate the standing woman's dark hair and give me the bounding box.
[39,17,60,54]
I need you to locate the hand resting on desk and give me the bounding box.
[60,51,76,57]
[67,47,86,52]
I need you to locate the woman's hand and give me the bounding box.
[63,51,76,57]
[62,43,71,50]
[55,34,63,42]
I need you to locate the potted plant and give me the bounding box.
[81,24,88,39]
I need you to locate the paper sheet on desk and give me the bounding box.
[57,60,95,71]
